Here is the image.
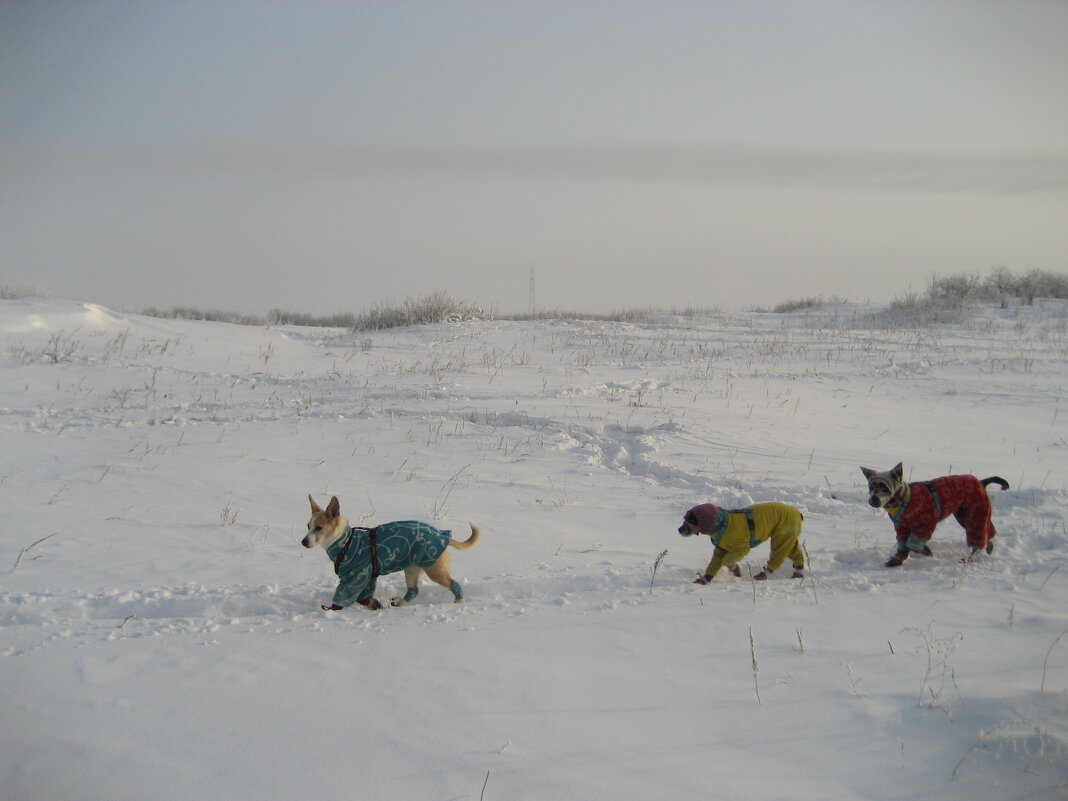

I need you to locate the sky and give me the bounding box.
[2,0,1067,316]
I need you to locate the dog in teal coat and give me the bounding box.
[304,495,480,610]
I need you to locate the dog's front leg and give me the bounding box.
[391,567,422,606]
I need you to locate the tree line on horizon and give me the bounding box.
[4,266,1066,331]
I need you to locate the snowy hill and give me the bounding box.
[2,297,1066,800]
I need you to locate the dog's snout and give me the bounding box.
[301,533,315,548]
[868,496,881,508]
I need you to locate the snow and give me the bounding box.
[1,296,1066,800]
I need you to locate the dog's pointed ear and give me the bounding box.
[891,463,904,481]
[860,466,876,480]
[309,494,322,513]
[326,496,341,518]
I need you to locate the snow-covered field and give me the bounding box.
[2,296,1066,801]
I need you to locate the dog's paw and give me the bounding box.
[753,570,770,581]
[728,565,742,578]
[693,574,713,585]
[962,542,995,563]
[884,553,907,567]
[390,597,408,607]
[321,603,344,611]
[357,598,383,610]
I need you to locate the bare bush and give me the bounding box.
[889,267,1068,320]
[353,291,487,331]
[1,284,50,300]
[500,306,663,323]
[267,309,357,328]
[926,272,982,310]
[142,307,267,326]
[1017,269,1068,304]
[768,295,848,314]
[876,267,1067,327]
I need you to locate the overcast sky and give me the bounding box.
[2,1,1066,315]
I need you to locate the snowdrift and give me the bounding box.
[2,297,1066,800]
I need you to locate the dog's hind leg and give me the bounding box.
[424,554,464,603]
[955,496,997,552]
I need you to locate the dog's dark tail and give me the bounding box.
[448,522,481,550]
[982,476,1010,491]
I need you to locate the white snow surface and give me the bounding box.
[2,297,1067,800]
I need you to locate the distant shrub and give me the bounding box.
[772,297,820,313]
[267,309,357,328]
[924,272,982,311]
[1,283,49,300]
[499,306,662,323]
[880,267,1068,326]
[765,295,847,314]
[671,305,723,318]
[605,306,665,322]
[889,267,1068,316]
[138,293,486,330]
[352,291,487,331]
[497,305,731,323]
[140,306,359,328]
[142,306,267,326]
[982,267,1068,305]
[982,266,1020,301]
[883,289,968,326]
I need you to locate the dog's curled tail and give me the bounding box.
[982,476,1010,491]
[449,521,481,550]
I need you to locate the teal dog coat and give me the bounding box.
[325,521,455,607]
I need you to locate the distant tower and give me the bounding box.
[528,265,536,317]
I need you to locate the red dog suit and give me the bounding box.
[888,475,997,551]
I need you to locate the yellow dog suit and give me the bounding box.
[680,502,805,582]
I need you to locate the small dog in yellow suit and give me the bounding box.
[679,502,805,583]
